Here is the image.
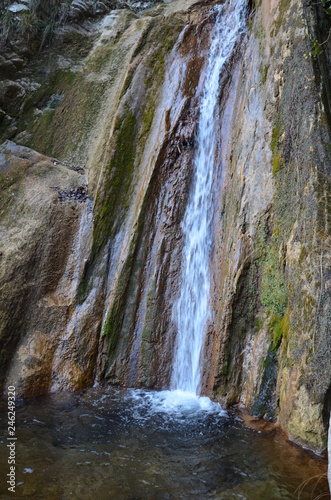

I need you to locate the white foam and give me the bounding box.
[128,389,227,420]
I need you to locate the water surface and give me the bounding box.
[0,387,328,499]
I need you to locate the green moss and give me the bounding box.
[273,0,289,34]
[255,26,266,57]
[312,39,321,57]
[140,96,156,139]
[271,122,283,175]
[269,313,283,350]
[101,225,140,362]
[15,68,80,155]
[86,43,115,72]
[282,309,290,343]
[261,248,287,316]
[271,122,281,154]
[92,108,137,256]
[78,107,137,303]
[102,300,121,360]
[272,151,281,175]
[66,71,76,85]
[255,317,264,332]
[261,64,269,85]
[268,309,290,351]
[144,21,181,88]
[261,224,287,317]
[298,245,308,264]
[219,354,230,376]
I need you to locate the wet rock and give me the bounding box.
[0,140,87,394]
[207,0,331,454]
[0,80,25,115]
[57,184,88,202]
[0,109,6,125]
[0,56,17,78]
[8,3,29,13]
[14,130,33,146]
[68,0,95,20]
[250,348,278,421]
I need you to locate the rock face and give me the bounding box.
[205,0,331,454]
[0,0,330,454]
[0,140,90,395]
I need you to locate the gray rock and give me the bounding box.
[7,3,29,13]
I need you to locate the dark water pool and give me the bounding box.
[0,387,329,499]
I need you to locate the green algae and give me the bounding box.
[93,108,137,256]
[261,243,287,317]
[269,311,290,351]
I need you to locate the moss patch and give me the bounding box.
[93,107,137,256]
[261,63,269,85]
[261,242,287,316]
[270,122,284,176]
[269,311,289,351]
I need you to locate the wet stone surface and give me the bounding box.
[56,184,88,202]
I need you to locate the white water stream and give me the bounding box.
[171,0,246,395]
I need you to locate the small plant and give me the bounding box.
[19,10,39,40]
[0,0,71,48]
[40,19,55,49]
[272,151,281,175]
[0,6,17,43]
[322,0,331,15]
[313,39,321,57]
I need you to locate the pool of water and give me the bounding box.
[0,387,328,499]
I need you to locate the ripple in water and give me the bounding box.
[0,387,328,499]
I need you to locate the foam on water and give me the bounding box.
[128,389,227,421]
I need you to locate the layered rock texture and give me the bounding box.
[0,0,330,454]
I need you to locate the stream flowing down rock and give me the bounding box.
[0,0,330,455]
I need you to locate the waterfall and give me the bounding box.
[171,0,247,393]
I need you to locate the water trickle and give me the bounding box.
[171,0,247,393]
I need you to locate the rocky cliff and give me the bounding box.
[0,0,330,454]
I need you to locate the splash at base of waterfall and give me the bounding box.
[129,389,226,419]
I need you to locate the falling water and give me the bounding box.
[171,0,247,393]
